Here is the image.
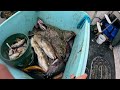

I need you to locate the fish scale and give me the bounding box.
[31,37,49,72]
[34,35,57,60]
[27,22,76,79]
[33,24,75,61]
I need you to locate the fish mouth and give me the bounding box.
[37,19,47,30]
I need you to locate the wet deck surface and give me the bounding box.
[85,31,115,79]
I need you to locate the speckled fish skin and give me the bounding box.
[29,23,76,79]
[31,37,49,72]
[34,35,56,60]
[32,24,76,60]
[32,27,66,59]
[63,31,76,42]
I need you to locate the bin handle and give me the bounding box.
[77,15,90,29]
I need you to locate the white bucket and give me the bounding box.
[96,34,106,44]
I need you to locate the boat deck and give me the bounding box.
[85,30,115,79]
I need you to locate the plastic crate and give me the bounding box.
[0,11,90,79]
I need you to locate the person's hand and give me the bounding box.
[70,73,87,79]
[0,64,14,79]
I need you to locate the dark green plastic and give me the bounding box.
[0,33,34,69]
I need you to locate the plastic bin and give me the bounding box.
[0,11,90,79]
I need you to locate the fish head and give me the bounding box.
[37,18,47,31]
